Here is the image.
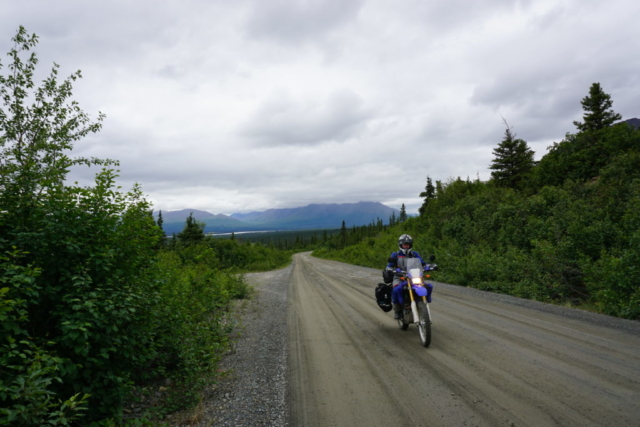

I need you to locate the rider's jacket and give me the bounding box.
[386,251,426,270]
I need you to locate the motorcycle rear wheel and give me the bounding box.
[416,301,431,347]
[397,316,409,330]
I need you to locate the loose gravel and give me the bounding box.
[185,266,292,426]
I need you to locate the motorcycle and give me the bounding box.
[376,256,436,347]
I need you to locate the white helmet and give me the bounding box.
[398,234,413,255]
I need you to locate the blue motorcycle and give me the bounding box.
[395,257,435,347]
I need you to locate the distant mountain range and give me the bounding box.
[624,118,640,129]
[155,202,400,234]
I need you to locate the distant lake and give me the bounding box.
[207,230,277,236]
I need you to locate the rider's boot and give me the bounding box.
[393,304,402,319]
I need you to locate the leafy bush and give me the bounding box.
[1,27,164,422]
[0,27,264,424]
[139,245,249,413]
[0,250,89,426]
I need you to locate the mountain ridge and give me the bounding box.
[155,201,399,234]
[624,117,640,129]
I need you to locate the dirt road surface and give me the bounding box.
[283,252,640,427]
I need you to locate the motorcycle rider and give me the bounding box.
[386,234,427,320]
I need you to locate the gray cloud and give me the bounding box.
[3,0,640,215]
[240,89,372,146]
[244,0,364,44]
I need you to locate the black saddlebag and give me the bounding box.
[375,283,393,312]
[382,269,394,284]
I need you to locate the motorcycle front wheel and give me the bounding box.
[416,301,431,347]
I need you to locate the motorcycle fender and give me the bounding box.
[412,285,428,297]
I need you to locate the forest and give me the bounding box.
[316,82,640,321]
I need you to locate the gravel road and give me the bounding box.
[196,252,640,427]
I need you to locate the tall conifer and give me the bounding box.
[573,83,622,132]
[489,126,535,189]
[399,204,407,222]
[419,176,436,215]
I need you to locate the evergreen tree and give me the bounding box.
[419,176,436,215]
[573,83,622,132]
[157,210,167,239]
[399,204,408,222]
[157,210,164,229]
[177,212,205,245]
[340,220,348,248]
[489,126,535,189]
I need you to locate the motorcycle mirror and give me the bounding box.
[429,255,436,262]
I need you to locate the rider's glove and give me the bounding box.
[395,268,402,273]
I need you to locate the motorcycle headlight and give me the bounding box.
[411,277,422,285]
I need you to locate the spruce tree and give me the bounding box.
[177,212,205,245]
[399,204,408,222]
[340,220,347,248]
[157,210,164,229]
[573,83,622,132]
[489,126,535,189]
[419,176,436,215]
[157,210,167,238]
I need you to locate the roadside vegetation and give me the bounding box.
[315,83,640,321]
[0,27,291,426]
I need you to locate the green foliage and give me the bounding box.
[0,26,278,424]
[212,228,343,251]
[0,26,165,422]
[399,204,408,222]
[489,126,535,189]
[535,83,634,190]
[582,179,640,318]
[0,250,89,426]
[573,82,622,132]
[176,212,205,246]
[316,117,640,319]
[534,123,640,188]
[204,237,292,272]
[136,237,289,416]
[146,246,248,411]
[418,176,435,215]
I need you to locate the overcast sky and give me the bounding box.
[2,0,639,214]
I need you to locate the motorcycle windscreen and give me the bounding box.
[405,258,422,271]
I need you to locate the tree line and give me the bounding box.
[317,82,640,320]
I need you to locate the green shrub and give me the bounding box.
[145,246,250,411]
[1,27,162,421]
[0,251,89,426]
